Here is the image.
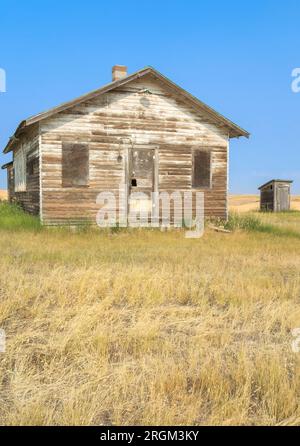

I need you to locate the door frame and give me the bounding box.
[276,184,290,212]
[125,144,159,222]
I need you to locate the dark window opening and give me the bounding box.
[131,178,137,187]
[62,143,89,187]
[27,159,35,176]
[192,149,211,188]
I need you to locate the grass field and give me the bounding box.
[0,200,300,426]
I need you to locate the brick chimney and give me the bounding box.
[112,65,127,81]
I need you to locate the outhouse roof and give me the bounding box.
[258,179,293,190]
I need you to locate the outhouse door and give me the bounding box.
[276,185,289,211]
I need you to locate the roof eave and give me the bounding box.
[3,121,26,154]
[1,161,13,170]
[231,129,250,139]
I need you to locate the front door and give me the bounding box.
[128,147,157,223]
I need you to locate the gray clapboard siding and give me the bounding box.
[9,125,40,215]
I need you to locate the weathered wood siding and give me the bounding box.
[11,125,40,215]
[40,74,229,224]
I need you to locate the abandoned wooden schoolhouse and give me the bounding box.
[1,65,249,224]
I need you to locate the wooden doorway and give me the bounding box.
[276,185,290,211]
[127,146,158,222]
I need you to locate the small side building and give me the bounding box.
[1,162,13,202]
[259,179,293,212]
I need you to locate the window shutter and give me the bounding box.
[14,146,26,192]
[192,149,211,188]
[62,143,89,187]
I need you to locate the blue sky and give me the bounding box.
[0,0,299,193]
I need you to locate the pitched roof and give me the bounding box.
[3,66,250,154]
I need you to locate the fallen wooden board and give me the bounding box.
[208,225,231,233]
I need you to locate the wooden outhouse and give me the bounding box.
[259,180,293,212]
[2,65,249,224]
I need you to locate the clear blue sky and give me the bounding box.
[1,0,299,193]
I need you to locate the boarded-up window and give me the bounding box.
[62,143,89,187]
[27,157,35,176]
[192,149,211,188]
[14,146,26,192]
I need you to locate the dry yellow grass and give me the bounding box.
[0,215,300,426]
[0,190,7,200]
[229,195,300,212]
[292,196,300,211]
